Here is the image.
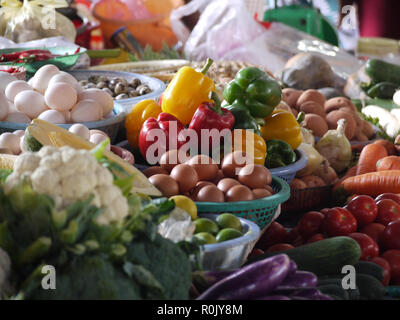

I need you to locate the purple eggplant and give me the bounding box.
[258,295,291,300]
[197,254,291,300]
[277,271,318,289]
[288,260,298,274]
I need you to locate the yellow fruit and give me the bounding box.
[169,195,197,220]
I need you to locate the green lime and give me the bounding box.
[193,218,219,235]
[216,228,243,243]
[194,232,217,245]
[216,213,242,232]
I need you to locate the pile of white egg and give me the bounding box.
[0,64,114,124]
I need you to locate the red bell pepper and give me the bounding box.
[139,112,186,164]
[188,91,235,152]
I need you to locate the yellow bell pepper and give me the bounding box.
[260,110,302,150]
[161,59,216,125]
[232,129,267,165]
[125,99,161,149]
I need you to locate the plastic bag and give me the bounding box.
[0,0,76,43]
[158,207,195,243]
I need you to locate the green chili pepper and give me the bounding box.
[265,139,297,168]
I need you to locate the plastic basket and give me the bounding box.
[269,149,308,184]
[195,176,290,230]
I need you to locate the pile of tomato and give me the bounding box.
[252,193,400,286]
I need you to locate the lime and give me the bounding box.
[216,213,242,232]
[216,228,243,243]
[193,218,219,235]
[169,195,197,220]
[194,232,217,245]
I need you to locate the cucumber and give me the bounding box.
[356,274,386,300]
[246,237,362,276]
[318,277,360,300]
[367,82,399,99]
[366,59,400,85]
[317,284,349,300]
[354,261,385,282]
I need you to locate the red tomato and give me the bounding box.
[322,207,358,237]
[320,208,330,215]
[247,248,264,260]
[292,235,305,247]
[361,223,386,243]
[381,250,400,279]
[266,243,295,253]
[375,193,400,205]
[307,233,325,243]
[370,257,391,286]
[381,220,400,250]
[376,199,400,226]
[285,226,301,244]
[349,233,379,260]
[346,195,378,226]
[297,211,325,239]
[256,222,287,250]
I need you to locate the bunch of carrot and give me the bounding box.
[337,140,400,196]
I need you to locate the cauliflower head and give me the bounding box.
[5,146,129,225]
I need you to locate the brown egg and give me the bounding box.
[221,151,254,178]
[238,164,272,189]
[148,174,179,197]
[226,185,254,202]
[253,189,272,199]
[196,185,225,203]
[217,178,240,194]
[211,169,225,184]
[191,181,215,200]
[143,166,168,178]
[264,185,274,194]
[159,149,189,172]
[187,154,218,181]
[170,164,198,193]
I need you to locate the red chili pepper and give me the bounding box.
[188,91,235,150]
[139,113,186,163]
[1,49,54,62]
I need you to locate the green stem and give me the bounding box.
[297,112,305,124]
[200,58,214,75]
[59,220,79,245]
[17,237,51,266]
[208,91,224,116]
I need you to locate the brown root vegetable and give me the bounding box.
[291,108,299,117]
[296,89,326,108]
[326,110,356,140]
[301,175,326,188]
[362,119,375,138]
[290,178,307,190]
[353,132,369,142]
[313,159,339,185]
[282,88,303,109]
[324,97,358,114]
[275,101,294,114]
[373,139,397,156]
[299,101,326,118]
[303,113,329,137]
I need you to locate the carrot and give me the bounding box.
[343,170,400,196]
[373,139,397,156]
[333,165,357,192]
[356,143,388,176]
[376,156,400,171]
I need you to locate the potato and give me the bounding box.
[299,101,326,118]
[296,89,326,108]
[301,175,326,188]
[282,88,303,109]
[326,110,356,140]
[290,178,307,190]
[353,132,369,142]
[339,108,363,139]
[291,108,298,117]
[362,119,375,138]
[313,160,339,185]
[275,101,293,114]
[303,113,329,138]
[324,97,357,114]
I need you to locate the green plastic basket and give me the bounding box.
[195,176,290,230]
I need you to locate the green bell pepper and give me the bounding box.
[265,139,297,168]
[226,104,261,136]
[223,67,282,118]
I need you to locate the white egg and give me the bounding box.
[32,64,60,93]
[69,123,90,140]
[78,88,114,117]
[71,99,103,123]
[89,133,111,150]
[15,90,46,119]
[38,110,66,124]
[0,72,17,93]
[20,135,27,153]
[48,72,78,88]
[45,82,77,112]
[0,147,12,155]
[62,110,71,123]
[5,112,31,123]
[0,91,9,120]
[27,77,35,87]
[5,80,32,102]
[13,130,25,138]
[7,101,17,113]
[89,129,109,139]
[0,132,21,155]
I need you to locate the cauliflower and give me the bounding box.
[5,146,129,225]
